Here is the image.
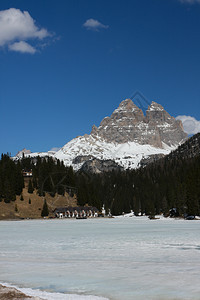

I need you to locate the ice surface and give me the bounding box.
[0,218,200,300]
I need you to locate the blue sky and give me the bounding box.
[1,0,200,155]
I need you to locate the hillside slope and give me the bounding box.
[0,178,77,220]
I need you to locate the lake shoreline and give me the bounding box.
[0,215,200,222]
[1,213,200,222]
[0,284,42,299]
[0,283,109,300]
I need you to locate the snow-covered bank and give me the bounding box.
[0,283,41,299]
[0,283,108,300]
[113,212,200,220]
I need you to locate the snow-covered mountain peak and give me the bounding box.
[147,101,165,112]
[14,98,188,172]
[54,98,188,171]
[112,98,142,114]
[16,148,32,158]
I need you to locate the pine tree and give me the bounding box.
[32,176,38,189]
[28,179,34,193]
[41,199,49,217]
[20,193,24,201]
[4,179,16,203]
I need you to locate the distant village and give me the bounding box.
[54,206,103,219]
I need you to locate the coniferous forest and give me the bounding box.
[0,134,200,217]
[0,154,24,203]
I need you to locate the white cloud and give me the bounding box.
[0,8,50,53]
[9,41,36,54]
[83,18,109,31]
[179,0,200,4]
[176,115,200,135]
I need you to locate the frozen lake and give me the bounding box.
[0,217,200,300]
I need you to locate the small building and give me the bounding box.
[22,169,33,177]
[54,206,99,218]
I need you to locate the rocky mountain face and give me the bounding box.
[91,99,187,148]
[14,99,188,172]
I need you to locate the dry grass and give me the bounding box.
[0,178,77,220]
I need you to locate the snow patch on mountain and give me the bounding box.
[54,134,176,171]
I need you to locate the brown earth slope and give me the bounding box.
[0,178,77,220]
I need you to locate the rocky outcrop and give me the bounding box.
[80,158,123,174]
[140,154,165,168]
[72,155,95,164]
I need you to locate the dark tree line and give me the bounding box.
[0,154,24,203]
[76,153,200,216]
[0,149,200,217]
[19,156,76,197]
